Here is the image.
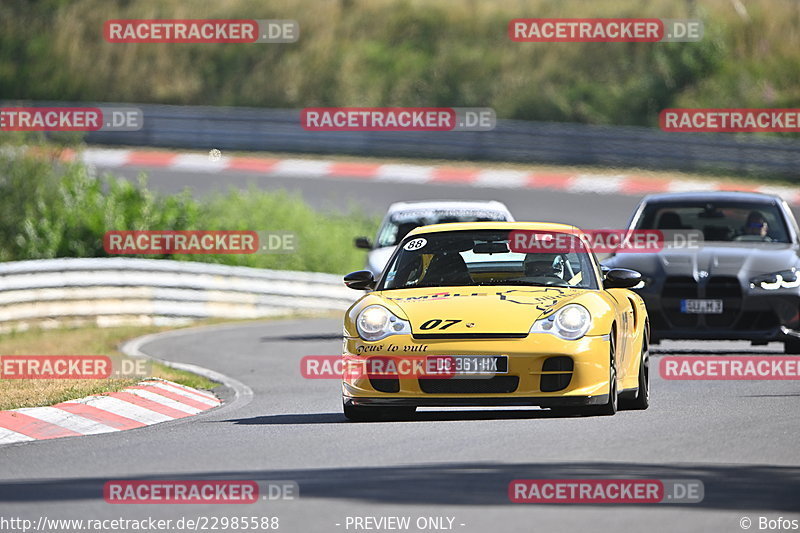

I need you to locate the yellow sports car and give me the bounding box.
[342,222,650,421]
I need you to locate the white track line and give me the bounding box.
[125,388,202,414]
[171,154,230,173]
[568,174,626,194]
[272,159,332,177]
[16,407,117,435]
[80,149,131,167]
[67,396,175,425]
[0,427,35,445]
[376,164,434,183]
[148,382,220,406]
[150,379,219,401]
[667,180,720,192]
[473,170,530,188]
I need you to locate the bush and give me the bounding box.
[0,148,378,273]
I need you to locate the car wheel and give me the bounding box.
[784,337,800,354]
[620,341,649,410]
[583,332,618,416]
[343,401,415,422]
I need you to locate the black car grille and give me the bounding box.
[418,376,519,394]
[540,356,573,392]
[660,275,743,330]
[661,276,698,328]
[370,378,400,393]
[705,276,741,328]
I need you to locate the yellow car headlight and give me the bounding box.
[530,304,591,340]
[356,305,411,341]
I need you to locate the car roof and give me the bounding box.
[386,200,510,213]
[405,221,579,236]
[642,191,782,205]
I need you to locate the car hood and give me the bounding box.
[379,286,585,335]
[604,242,800,280]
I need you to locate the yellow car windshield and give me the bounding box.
[381,229,599,290]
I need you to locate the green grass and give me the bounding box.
[0,324,219,410]
[0,0,798,131]
[0,141,379,273]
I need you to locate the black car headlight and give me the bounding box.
[530,304,592,340]
[749,269,800,290]
[356,305,411,341]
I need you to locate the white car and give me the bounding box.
[354,200,514,277]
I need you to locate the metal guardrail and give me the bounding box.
[0,258,355,329]
[9,101,792,177]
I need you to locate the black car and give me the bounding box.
[603,191,800,353]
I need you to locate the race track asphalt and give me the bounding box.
[104,165,644,227]
[0,164,797,533]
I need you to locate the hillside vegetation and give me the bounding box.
[1,0,798,127]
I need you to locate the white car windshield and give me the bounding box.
[375,210,509,247]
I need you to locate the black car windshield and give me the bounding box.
[635,201,791,243]
[380,230,599,290]
[375,210,508,247]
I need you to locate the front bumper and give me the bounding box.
[343,395,608,408]
[341,333,611,407]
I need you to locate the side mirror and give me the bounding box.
[344,270,376,290]
[354,237,372,250]
[604,268,642,289]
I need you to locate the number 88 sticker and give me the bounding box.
[404,238,427,251]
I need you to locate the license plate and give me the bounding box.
[429,356,508,375]
[680,299,723,314]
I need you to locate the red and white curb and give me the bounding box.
[61,147,800,205]
[0,379,220,445]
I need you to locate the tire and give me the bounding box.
[343,401,415,422]
[620,341,649,410]
[784,337,800,354]
[582,331,618,416]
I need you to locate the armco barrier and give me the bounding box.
[5,101,800,177]
[0,258,355,329]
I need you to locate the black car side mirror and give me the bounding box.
[354,237,372,249]
[604,268,642,289]
[344,270,376,290]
